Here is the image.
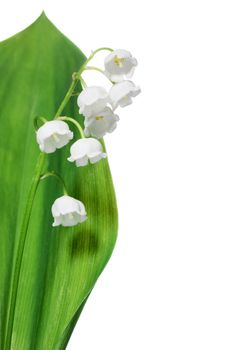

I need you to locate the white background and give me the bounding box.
[1,1,227,349]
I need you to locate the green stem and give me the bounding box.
[4,152,46,350]
[54,78,78,119]
[91,47,113,56]
[40,171,68,195]
[57,116,85,139]
[34,116,48,130]
[83,66,113,82]
[54,47,113,119]
[84,66,105,74]
[79,75,87,89]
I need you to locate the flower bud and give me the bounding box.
[84,107,119,139]
[52,195,87,227]
[68,138,107,167]
[77,86,109,118]
[36,120,73,154]
[109,81,141,110]
[104,49,137,82]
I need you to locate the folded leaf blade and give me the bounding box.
[0,13,118,349]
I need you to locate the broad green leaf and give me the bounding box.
[0,13,118,349]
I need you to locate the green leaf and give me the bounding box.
[0,12,118,349]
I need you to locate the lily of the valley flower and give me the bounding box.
[68,137,106,167]
[52,195,87,227]
[36,120,73,154]
[77,86,109,118]
[104,49,138,82]
[109,81,141,110]
[84,107,119,138]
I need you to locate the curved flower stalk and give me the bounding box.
[33,46,141,225]
[40,171,87,227]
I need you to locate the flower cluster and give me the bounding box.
[35,48,140,227]
[78,49,140,138]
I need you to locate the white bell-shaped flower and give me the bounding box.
[104,49,138,82]
[109,81,141,110]
[52,195,87,227]
[77,86,109,118]
[84,107,119,139]
[68,138,107,167]
[36,120,73,154]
